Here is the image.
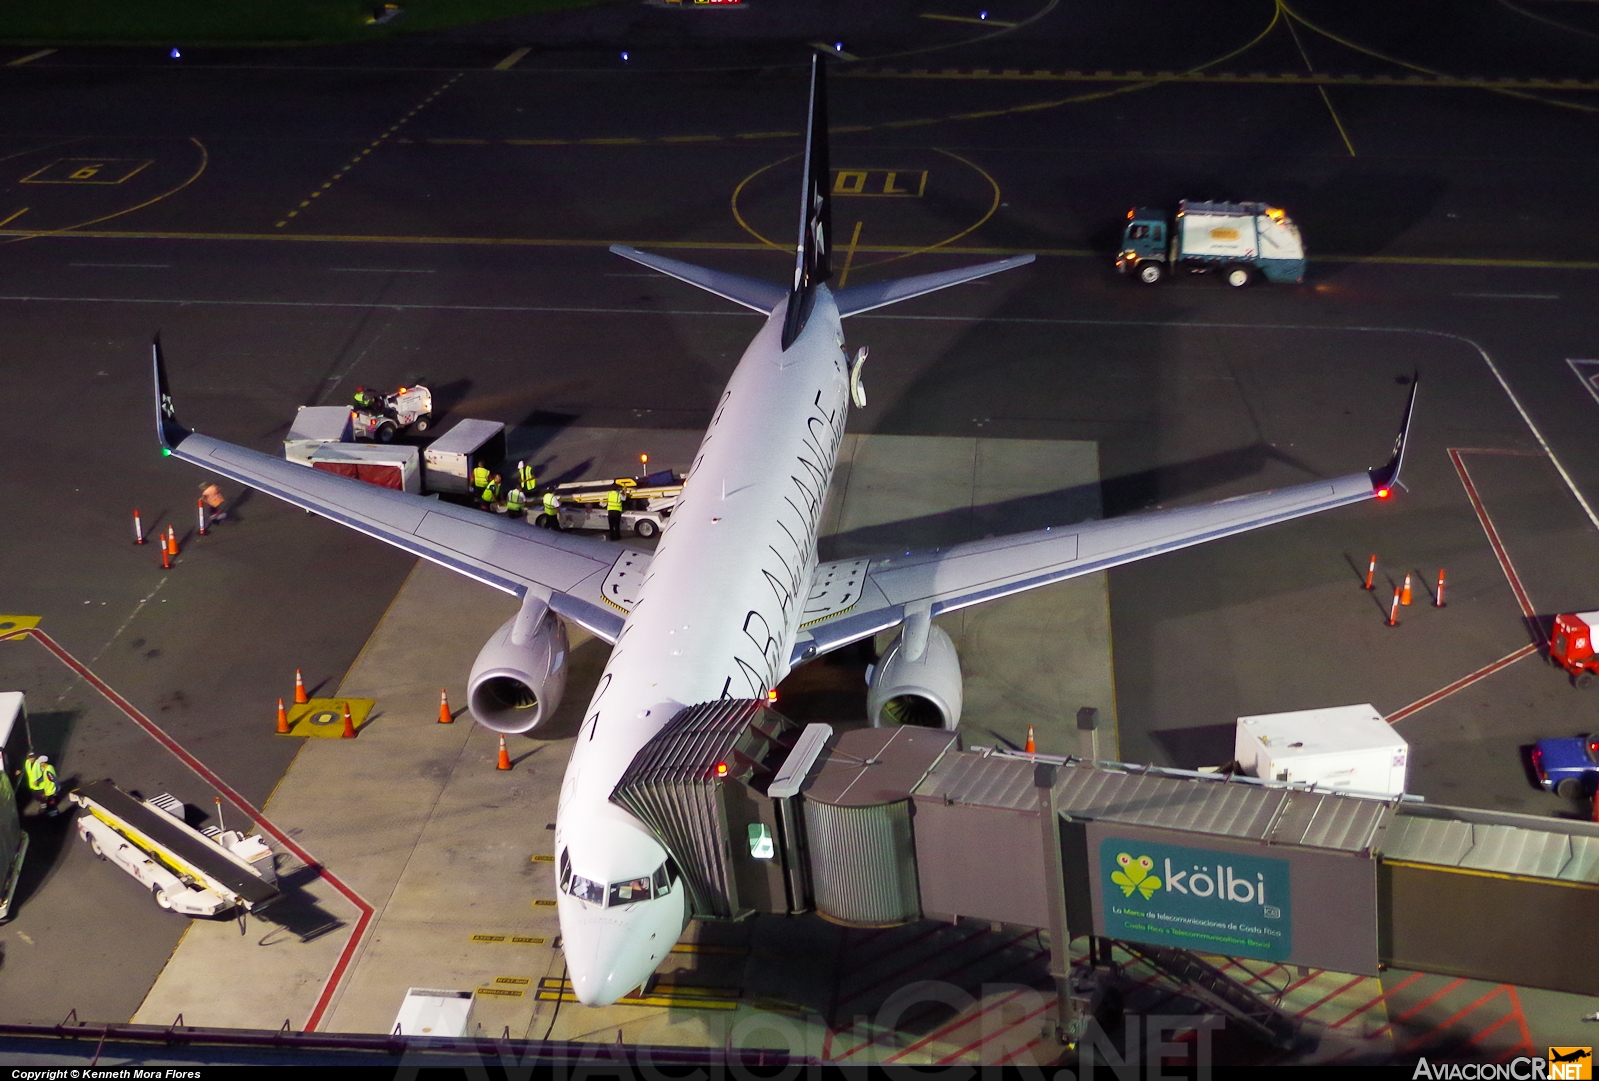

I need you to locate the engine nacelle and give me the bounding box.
[468,596,569,734]
[866,622,963,730]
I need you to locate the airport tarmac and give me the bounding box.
[3,0,1599,1064]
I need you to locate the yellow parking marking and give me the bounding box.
[493,46,531,71]
[836,220,863,288]
[7,48,56,66]
[0,616,41,642]
[495,976,530,985]
[533,898,557,907]
[531,854,554,862]
[841,67,1599,90]
[281,698,375,738]
[832,169,928,197]
[0,210,25,228]
[478,987,524,997]
[670,943,747,956]
[920,12,1017,27]
[471,933,547,944]
[22,159,154,185]
[535,976,739,1009]
[471,934,507,943]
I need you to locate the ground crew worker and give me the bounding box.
[24,754,59,816]
[352,387,377,410]
[481,474,502,509]
[471,462,491,498]
[200,482,227,523]
[517,460,536,493]
[505,487,526,517]
[606,486,625,541]
[541,490,561,530]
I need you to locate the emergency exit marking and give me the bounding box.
[21,158,154,185]
[531,853,554,862]
[533,898,557,907]
[471,934,507,943]
[477,987,524,998]
[495,976,531,985]
[831,169,928,197]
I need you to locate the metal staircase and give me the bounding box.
[1113,941,1300,1049]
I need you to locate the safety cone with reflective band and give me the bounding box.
[1024,725,1036,754]
[1400,573,1413,607]
[438,689,453,724]
[1387,588,1401,627]
[497,735,512,771]
[196,498,208,536]
[165,525,179,558]
[340,701,356,738]
[160,541,171,570]
[294,669,308,705]
[1363,554,1376,591]
[133,509,146,545]
[276,698,290,734]
[1435,569,1447,608]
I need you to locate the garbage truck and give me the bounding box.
[1116,200,1306,286]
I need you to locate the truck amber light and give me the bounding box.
[715,762,728,776]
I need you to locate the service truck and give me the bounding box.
[1234,703,1407,797]
[1550,611,1599,689]
[1117,200,1306,286]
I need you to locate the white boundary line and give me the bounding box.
[1567,357,1599,409]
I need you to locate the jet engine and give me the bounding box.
[468,595,569,733]
[866,620,963,730]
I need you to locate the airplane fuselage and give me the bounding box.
[553,288,850,1004]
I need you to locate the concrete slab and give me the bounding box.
[132,432,1110,1064]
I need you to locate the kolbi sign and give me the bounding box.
[1098,837,1293,962]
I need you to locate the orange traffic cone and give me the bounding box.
[1435,568,1447,608]
[340,701,356,738]
[294,669,309,705]
[439,689,453,724]
[276,698,290,734]
[160,541,172,570]
[196,498,209,537]
[1400,573,1413,607]
[1387,588,1401,627]
[166,525,179,558]
[1024,725,1036,754]
[133,508,146,545]
[497,735,512,771]
[1363,553,1376,591]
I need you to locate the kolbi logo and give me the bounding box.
[1111,853,1161,899]
[1164,857,1272,908]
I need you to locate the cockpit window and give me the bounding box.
[569,873,605,905]
[608,876,654,906]
[653,865,671,893]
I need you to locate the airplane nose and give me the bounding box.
[566,917,657,1007]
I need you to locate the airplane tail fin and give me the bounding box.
[612,53,1033,331]
[780,52,832,350]
[152,334,192,452]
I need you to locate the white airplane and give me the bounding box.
[151,57,1415,1005]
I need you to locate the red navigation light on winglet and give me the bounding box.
[1375,486,1392,499]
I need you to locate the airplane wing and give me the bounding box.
[790,381,1418,665]
[152,339,629,643]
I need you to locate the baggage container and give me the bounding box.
[1235,703,1407,797]
[310,443,421,493]
[423,419,506,495]
[283,406,354,464]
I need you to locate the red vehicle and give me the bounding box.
[1551,612,1599,689]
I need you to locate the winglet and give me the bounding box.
[1368,374,1418,497]
[152,334,191,453]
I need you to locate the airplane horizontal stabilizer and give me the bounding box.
[832,254,1035,318]
[609,245,786,314]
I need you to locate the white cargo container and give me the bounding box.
[393,988,475,1037]
[1234,703,1407,797]
[309,443,421,493]
[284,406,354,464]
[422,418,506,495]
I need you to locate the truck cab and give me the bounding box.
[1117,208,1170,283]
[1551,611,1598,688]
[1532,734,1599,799]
